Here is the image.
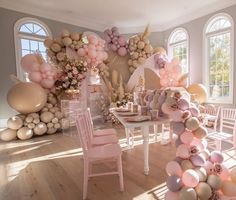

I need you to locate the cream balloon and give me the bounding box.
[7,116,23,130]
[0,128,17,141]
[187,84,208,103]
[17,127,33,140]
[33,122,47,135]
[7,82,47,114]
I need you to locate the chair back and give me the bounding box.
[220,108,236,132]
[205,105,220,116]
[76,113,91,153]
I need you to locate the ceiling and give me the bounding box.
[0,0,236,33]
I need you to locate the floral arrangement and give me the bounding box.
[54,58,87,92]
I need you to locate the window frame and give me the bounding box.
[14,17,52,81]
[168,27,190,82]
[203,13,234,104]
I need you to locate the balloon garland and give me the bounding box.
[103,27,128,56]
[160,89,236,200]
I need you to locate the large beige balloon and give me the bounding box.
[0,128,17,141]
[7,82,47,114]
[187,84,208,103]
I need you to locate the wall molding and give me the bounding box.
[0,0,235,34]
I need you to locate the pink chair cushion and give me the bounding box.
[94,128,117,136]
[91,134,118,146]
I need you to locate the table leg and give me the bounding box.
[125,128,130,148]
[142,126,149,175]
[154,124,158,142]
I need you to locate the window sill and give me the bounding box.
[206,98,233,105]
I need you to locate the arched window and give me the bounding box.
[168,28,189,75]
[203,13,234,103]
[14,18,52,81]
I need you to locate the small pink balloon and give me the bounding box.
[204,160,214,174]
[190,138,206,151]
[78,48,86,56]
[219,164,230,181]
[28,71,42,83]
[104,34,111,43]
[176,144,190,159]
[103,52,108,60]
[161,103,174,114]
[118,36,126,46]
[170,110,184,122]
[166,161,183,177]
[178,98,190,110]
[180,131,194,144]
[188,106,200,117]
[41,79,54,89]
[20,54,39,72]
[40,63,51,72]
[31,63,40,71]
[159,68,166,76]
[88,49,97,58]
[182,169,199,187]
[117,47,127,56]
[88,44,96,50]
[210,151,224,164]
[111,44,117,51]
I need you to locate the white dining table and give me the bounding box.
[112,110,171,175]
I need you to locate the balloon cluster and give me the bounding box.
[21,54,57,89]
[159,58,182,88]
[127,26,153,73]
[1,92,69,141]
[154,53,168,69]
[157,89,236,200]
[77,34,108,67]
[44,29,107,68]
[103,27,128,56]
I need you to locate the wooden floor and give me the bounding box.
[1,124,236,200]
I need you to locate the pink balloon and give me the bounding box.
[161,103,174,114]
[210,151,224,164]
[159,68,166,76]
[204,161,214,174]
[40,79,54,89]
[88,44,96,50]
[182,169,199,187]
[176,144,190,159]
[40,63,51,72]
[28,71,42,83]
[20,54,40,72]
[118,36,126,46]
[180,131,194,144]
[190,138,206,151]
[88,49,97,58]
[117,47,127,56]
[111,44,117,51]
[103,52,108,60]
[219,164,230,181]
[31,63,40,71]
[166,161,183,177]
[170,110,184,122]
[104,34,111,43]
[165,191,179,200]
[78,48,86,56]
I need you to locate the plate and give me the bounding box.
[118,112,138,116]
[126,116,151,122]
[115,108,130,112]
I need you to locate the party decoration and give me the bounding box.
[7,81,47,114]
[7,116,23,130]
[21,53,57,89]
[159,88,234,199]
[187,84,207,103]
[17,127,33,140]
[103,27,128,56]
[195,182,212,200]
[127,25,153,73]
[0,129,17,141]
[182,169,199,187]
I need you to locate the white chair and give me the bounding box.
[208,108,236,151]
[203,105,221,132]
[76,113,124,200]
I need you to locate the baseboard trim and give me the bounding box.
[0,119,7,128]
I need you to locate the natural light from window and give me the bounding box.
[204,14,234,103]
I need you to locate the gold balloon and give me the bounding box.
[7,82,47,114]
[187,84,208,103]
[154,46,167,55]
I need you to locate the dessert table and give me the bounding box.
[112,110,172,175]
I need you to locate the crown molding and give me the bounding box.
[0,0,236,34]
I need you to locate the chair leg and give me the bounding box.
[216,139,222,151]
[154,125,158,142]
[117,156,124,192]
[83,159,89,200]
